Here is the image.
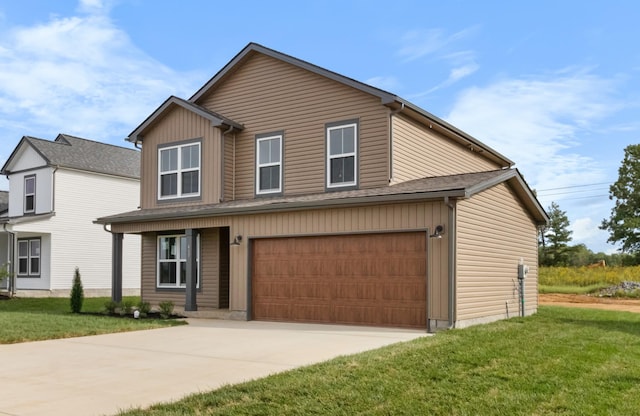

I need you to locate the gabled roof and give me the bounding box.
[188,42,514,168]
[96,169,548,226]
[0,190,8,215]
[127,96,244,143]
[1,134,140,179]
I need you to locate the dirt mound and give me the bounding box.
[539,293,640,313]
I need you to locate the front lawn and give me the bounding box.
[0,296,185,344]
[118,306,640,415]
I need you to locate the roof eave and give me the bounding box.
[96,189,468,225]
[126,96,243,144]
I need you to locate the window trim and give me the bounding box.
[17,238,41,278]
[156,234,200,289]
[157,140,201,201]
[255,132,283,195]
[326,120,358,189]
[24,175,36,214]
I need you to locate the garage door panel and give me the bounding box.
[252,232,427,329]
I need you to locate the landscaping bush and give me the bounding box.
[120,299,134,316]
[137,301,151,317]
[103,300,118,315]
[70,267,84,313]
[158,301,174,319]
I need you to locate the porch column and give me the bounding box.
[185,228,198,311]
[111,232,123,303]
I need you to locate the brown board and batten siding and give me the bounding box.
[140,228,222,309]
[196,53,390,199]
[139,106,223,209]
[391,114,501,184]
[455,182,538,326]
[113,201,450,320]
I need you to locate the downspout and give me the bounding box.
[3,223,15,297]
[232,133,237,200]
[445,196,456,329]
[220,125,235,202]
[388,103,405,183]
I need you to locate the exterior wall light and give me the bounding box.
[230,235,243,246]
[429,225,445,239]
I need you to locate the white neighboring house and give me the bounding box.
[0,134,141,297]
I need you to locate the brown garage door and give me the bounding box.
[251,232,427,329]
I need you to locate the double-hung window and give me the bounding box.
[17,238,40,277]
[327,122,358,188]
[24,176,35,213]
[256,133,282,195]
[158,142,201,199]
[157,235,199,288]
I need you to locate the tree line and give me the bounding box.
[540,144,640,267]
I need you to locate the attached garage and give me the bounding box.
[250,231,427,329]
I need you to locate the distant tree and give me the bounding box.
[541,202,573,266]
[600,144,640,253]
[567,244,593,267]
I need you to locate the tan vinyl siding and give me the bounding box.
[114,201,449,318]
[139,106,222,209]
[140,229,221,310]
[456,183,538,323]
[197,53,389,199]
[391,114,500,183]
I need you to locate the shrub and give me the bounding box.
[103,300,118,315]
[70,267,84,313]
[158,300,174,319]
[137,301,151,317]
[120,300,134,316]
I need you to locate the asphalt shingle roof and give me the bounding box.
[22,134,140,179]
[97,169,520,224]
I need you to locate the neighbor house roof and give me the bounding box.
[128,42,513,168]
[1,134,140,179]
[0,190,8,216]
[97,169,548,226]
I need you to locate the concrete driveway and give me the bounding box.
[0,319,427,416]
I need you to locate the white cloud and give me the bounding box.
[0,2,202,144]
[398,26,479,62]
[445,69,622,252]
[365,76,401,92]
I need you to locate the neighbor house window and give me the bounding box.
[17,238,40,277]
[157,234,199,288]
[24,176,35,213]
[327,121,358,188]
[158,141,201,199]
[256,133,282,194]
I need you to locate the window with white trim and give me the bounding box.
[327,122,357,188]
[158,142,200,199]
[17,238,40,277]
[256,134,282,194]
[157,235,199,288]
[24,176,35,213]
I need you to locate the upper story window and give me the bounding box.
[158,141,201,200]
[256,133,283,195]
[327,121,358,189]
[157,234,200,289]
[17,238,40,277]
[24,175,35,213]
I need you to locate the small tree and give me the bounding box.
[70,267,84,313]
[541,202,573,266]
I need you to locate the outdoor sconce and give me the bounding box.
[429,225,445,239]
[230,235,243,246]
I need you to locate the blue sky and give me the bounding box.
[1,0,638,254]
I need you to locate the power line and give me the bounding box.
[536,182,612,192]
[537,187,610,197]
[540,194,610,202]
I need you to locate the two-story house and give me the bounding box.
[1,135,141,297]
[97,43,548,331]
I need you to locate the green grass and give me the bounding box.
[539,265,640,287]
[0,296,185,344]
[118,306,640,416]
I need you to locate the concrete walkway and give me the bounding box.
[0,319,427,416]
